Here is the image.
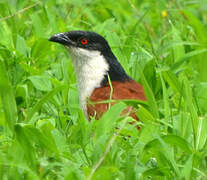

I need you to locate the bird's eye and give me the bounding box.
[80,38,88,45]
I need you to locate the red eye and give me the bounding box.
[80,38,88,45]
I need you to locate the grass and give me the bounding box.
[0,0,207,179]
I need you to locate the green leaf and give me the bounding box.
[137,62,159,119]
[23,124,58,153]
[159,73,170,129]
[94,102,127,141]
[144,135,192,154]
[182,10,207,46]
[196,116,207,150]
[30,13,45,37]
[183,77,199,149]
[16,35,28,56]
[26,85,68,121]
[180,155,193,180]
[0,60,17,131]
[0,21,14,47]
[161,41,200,53]
[143,167,171,178]
[171,49,207,72]
[31,38,51,60]
[15,124,37,170]
[45,6,58,33]
[28,75,52,91]
[137,105,155,123]
[194,82,207,113]
[162,70,182,94]
[170,23,185,62]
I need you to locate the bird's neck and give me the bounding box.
[100,51,131,86]
[68,48,109,112]
[68,47,131,115]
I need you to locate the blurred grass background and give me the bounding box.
[0,0,207,179]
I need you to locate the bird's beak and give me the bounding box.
[49,32,74,46]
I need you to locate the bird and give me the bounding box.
[49,31,146,121]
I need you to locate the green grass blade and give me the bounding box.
[196,116,207,150]
[159,72,170,129]
[162,70,182,93]
[182,10,207,46]
[180,155,193,180]
[183,77,199,149]
[26,85,68,122]
[14,124,37,171]
[171,49,207,72]
[137,62,159,119]
[144,135,192,154]
[94,102,127,141]
[0,60,17,131]
[23,124,58,153]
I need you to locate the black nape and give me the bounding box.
[100,52,131,86]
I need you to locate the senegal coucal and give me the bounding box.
[49,31,146,120]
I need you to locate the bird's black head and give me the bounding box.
[49,30,131,85]
[49,31,112,54]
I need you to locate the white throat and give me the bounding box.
[67,47,109,115]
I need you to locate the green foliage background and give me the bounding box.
[0,0,207,179]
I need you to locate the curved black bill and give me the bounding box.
[49,33,73,46]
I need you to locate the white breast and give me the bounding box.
[67,47,109,116]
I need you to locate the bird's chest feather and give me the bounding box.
[68,47,109,113]
[87,80,146,119]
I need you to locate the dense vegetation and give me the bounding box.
[0,0,207,179]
